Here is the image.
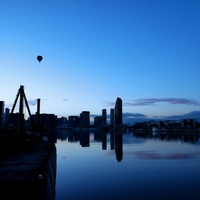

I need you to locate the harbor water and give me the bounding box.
[55,130,200,200]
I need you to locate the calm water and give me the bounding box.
[55,130,200,200]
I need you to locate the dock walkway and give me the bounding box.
[0,135,56,200]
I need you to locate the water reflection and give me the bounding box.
[134,131,199,143]
[110,132,114,150]
[80,131,90,147]
[56,130,200,200]
[115,133,123,162]
[127,150,200,160]
[56,130,199,163]
[57,130,124,162]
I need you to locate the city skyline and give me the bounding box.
[2,97,200,127]
[1,1,200,123]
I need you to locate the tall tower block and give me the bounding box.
[115,97,122,125]
[102,109,107,125]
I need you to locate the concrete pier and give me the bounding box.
[0,135,56,200]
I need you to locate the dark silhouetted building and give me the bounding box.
[102,109,107,125]
[80,111,90,128]
[57,117,68,127]
[110,108,114,126]
[94,116,102,127]
[9,113,22,129]
[68,116,80,127]
[181,118,196,129]
[4,108,10,124]
[31,113,57,129]
[115,97,122,125]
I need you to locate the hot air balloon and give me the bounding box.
[37,55,43,62]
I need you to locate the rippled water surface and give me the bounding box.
[55,131,200,200]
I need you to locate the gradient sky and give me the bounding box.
[1,0,200,123]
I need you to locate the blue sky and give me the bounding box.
[0,0,200,123]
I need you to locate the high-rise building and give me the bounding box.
[110,108,114,126]
[57,117,68,127]
[68,116,80,127]
[5,108,9,114]
[94,116,102,127]
[31,113,57,129]
[115,97,122,125]
[80,111,90,128]
[5,108,10,124]
[102,109,107,125]
[10,113,21,129]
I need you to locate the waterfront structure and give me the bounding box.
[0,137,56,199]
[80,111,90,128]
[102,109,107,126]
[110,108,114,126]
[115,97,122,125]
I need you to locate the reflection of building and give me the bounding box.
[110,108,114,127]
[102,132,107,150]
[80,131,90,147]
[67,130,90,147]
[57,130,125,162]
[94,131,107,150]
[94,131,102,141]
[115,97,122,125]
[102,109,107,126]
[68,130,80,142]
[115,133,123,162]
[56,130,68,141]
[94,131,123,161]
[80,111,90,128]
[110,132,115,150]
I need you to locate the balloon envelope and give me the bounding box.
[37,55,43,62]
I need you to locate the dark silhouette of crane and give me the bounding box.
[6,85,40,133]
